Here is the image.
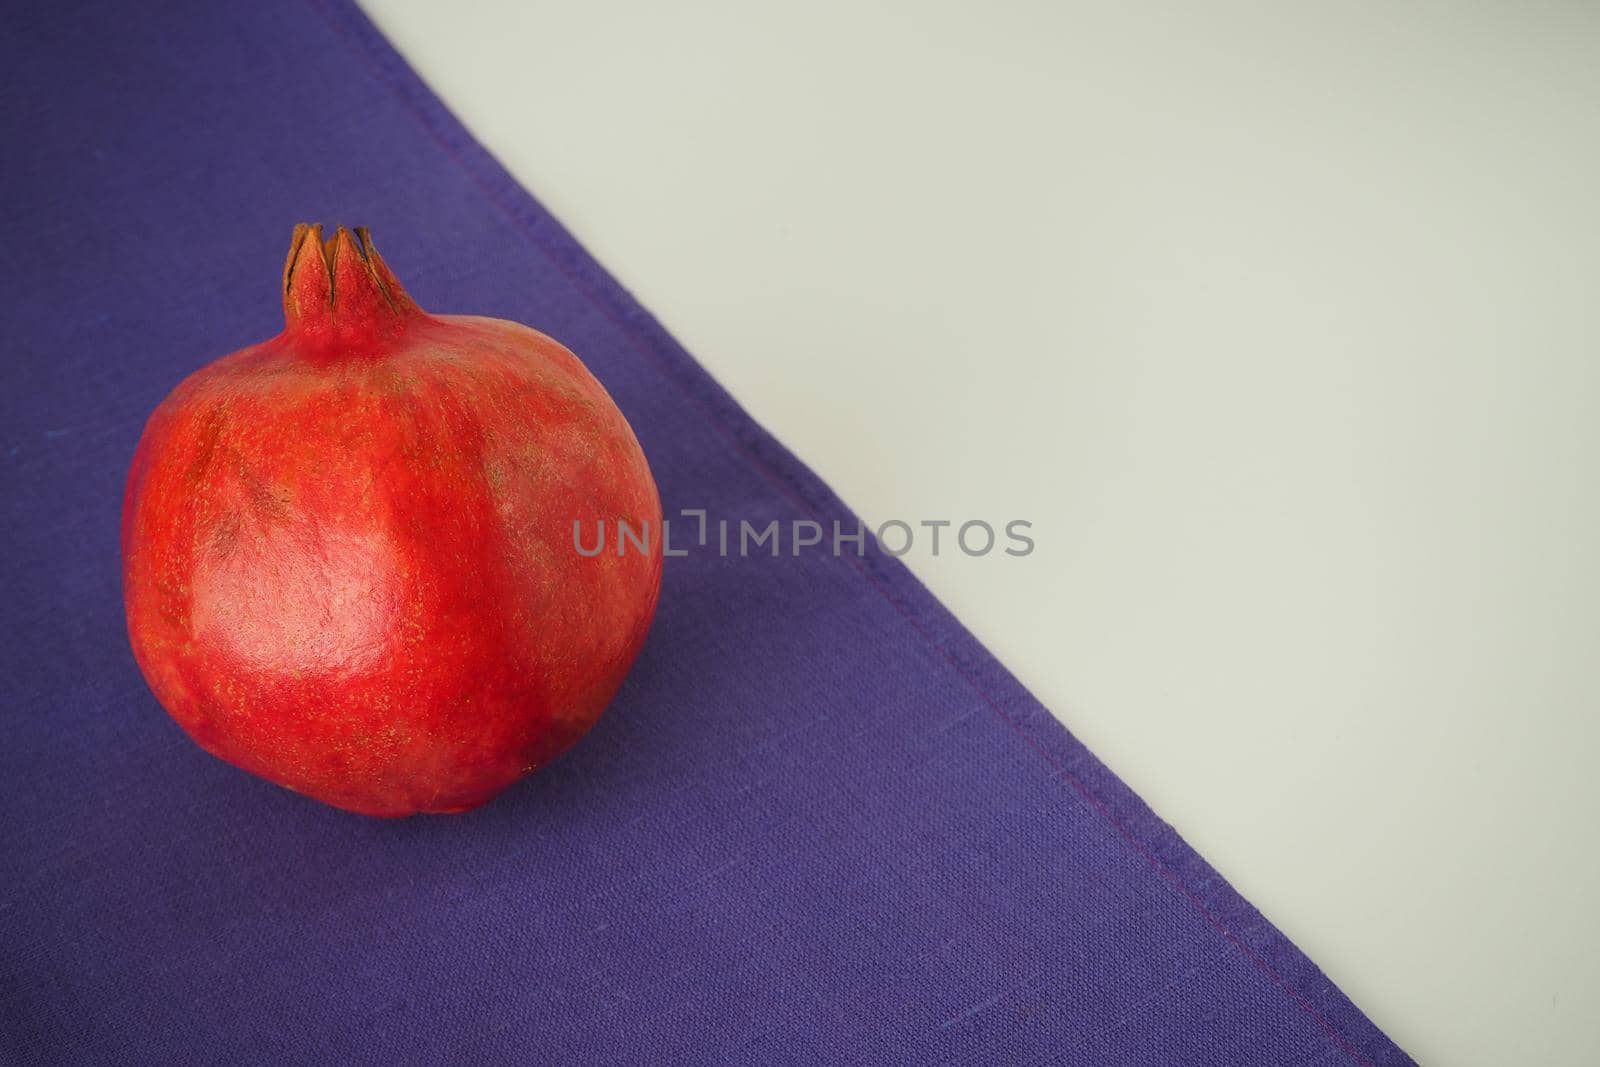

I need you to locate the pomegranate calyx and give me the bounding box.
[281,223,421,349]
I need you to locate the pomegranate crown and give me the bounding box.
[281,223,421,344]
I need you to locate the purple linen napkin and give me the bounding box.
[0,1,1410,1063]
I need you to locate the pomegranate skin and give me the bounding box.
[121,226,662,816]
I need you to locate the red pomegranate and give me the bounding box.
[121,225,663,816]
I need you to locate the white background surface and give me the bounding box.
[364,2,1600,1062]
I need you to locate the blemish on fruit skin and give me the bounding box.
[122,225,663,818]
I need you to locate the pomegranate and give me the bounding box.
[121,225,663,816]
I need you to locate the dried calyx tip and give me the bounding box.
[282,222,419,331]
